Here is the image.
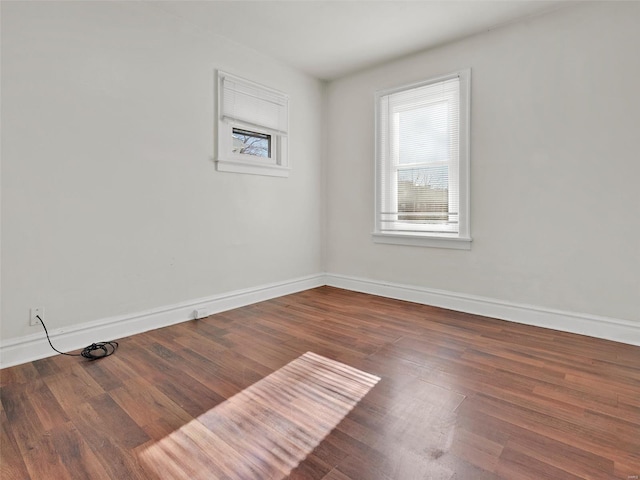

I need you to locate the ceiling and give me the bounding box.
[151,1,568,81]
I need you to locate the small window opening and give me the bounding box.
[232,128,271,158]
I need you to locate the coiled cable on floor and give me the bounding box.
[36,315,118,360]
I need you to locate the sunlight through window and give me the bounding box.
[138,352,380,479]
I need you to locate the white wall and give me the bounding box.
[2,1,638,360]
[1,1,324,342]
[325,2,640,324]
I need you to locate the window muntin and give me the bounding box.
[375,70,470,248]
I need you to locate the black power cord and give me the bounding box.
[36,315,118,360]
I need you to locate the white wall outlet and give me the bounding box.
[194,308,208,320]
[30,307,44,326]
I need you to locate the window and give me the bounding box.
[216,71,289,177]
[232,128,271,158]
[373,70,471,249]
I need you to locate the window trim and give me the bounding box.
[373,69,471,250]
[216,71,289,178]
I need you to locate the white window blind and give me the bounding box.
[374,70,470,248]
[220,73,288,135]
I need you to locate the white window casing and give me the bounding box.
[373,69,471,249]
[216,71,289,177]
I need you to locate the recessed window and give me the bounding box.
[216,71,289,177]
[232,128,272,158]
[373,70,471,249]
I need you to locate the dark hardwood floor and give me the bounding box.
[2,286,639,479]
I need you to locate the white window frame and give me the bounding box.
[216,71,289,177]
[373,69,471,250]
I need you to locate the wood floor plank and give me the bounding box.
[320,468,355,480]
[43,364,106,411]
[119,339,227,417]
[49,422,112,480]
[495,447,586,480]
[109,376,193,433]
[0,409,30,480]
[1,286,638,479]
[0,362,39,387]
[449,427,504,473]
[459,390,638,467]
[502,429,614,480]
[1,385,72,479]
[68,400,148,480]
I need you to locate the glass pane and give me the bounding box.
[398,167,449,223]
[397,101,448,164]
[232,128,271,158]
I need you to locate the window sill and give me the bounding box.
[216,159,290,178]
[372,232,472,250]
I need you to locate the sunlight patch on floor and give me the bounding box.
[138,352,380,479]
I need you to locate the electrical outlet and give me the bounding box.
[30,307,44,326]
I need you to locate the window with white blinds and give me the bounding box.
[216,71,289,177]
[373,70,471,249]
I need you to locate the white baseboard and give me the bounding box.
[324,273,640,347]
[0,274,325,369]
[2,272,637,368]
